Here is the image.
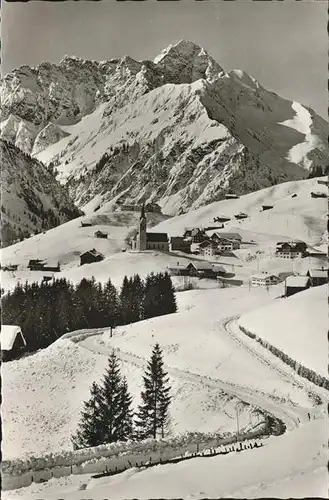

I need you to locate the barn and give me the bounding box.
[285,276,310,297]
[1,325,26,362]
[80,249,105,266]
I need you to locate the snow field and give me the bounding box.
[238,284,328,377]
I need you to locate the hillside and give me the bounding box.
[238,285,328,377]
[0,140,81,247]
[1,40,328,215]
[1,176,326,292]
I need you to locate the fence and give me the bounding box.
[2,423,270,492]
[238,325,329,391]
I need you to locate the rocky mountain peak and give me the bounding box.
[154,39,224,84]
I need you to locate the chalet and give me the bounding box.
[170,237,191,253]
[251,274,280,287]
[94,230,108,239]
[211,234,236,251]
[187,261,217,279]
[225,194,239,200]
[183,229,193,240]
[306,269,328,287]
[2,264,18,272]
[1,325,26,362]
[235,212,248,220]
[81,221,93,227]
[276,241,307,259]
[311,191,327,199]
[199,240,219,258]
[167,262,191,276]
[191,228,207,243]
[262,205,274,211]
[211,232,242,249]
[28,259,46,270]
[80,249,104,266]
[285,276,310,297]
[213,216,231,223]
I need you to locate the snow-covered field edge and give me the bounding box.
[238,325,329,392]
[2,422,271,491]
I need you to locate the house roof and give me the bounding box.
[211,232,242,241]
[199,239,215,248]
[307,269,328,278]
[1,325,26,351]
[212,265,226,274]
[252,273,278,280]
[81,249,104,258]
[190,261,213,271]
[146,232,168,243]
[95,230,108,235]
[286,276,310,288]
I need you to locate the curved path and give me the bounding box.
[71,316,319,433]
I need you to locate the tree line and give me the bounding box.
[72,344,171,449]
[1,272,177,358]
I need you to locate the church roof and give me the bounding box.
[146,232,168,242]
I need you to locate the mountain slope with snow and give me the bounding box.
[0,140,81,247]
[238,285,328,377]
[1,40,328,215]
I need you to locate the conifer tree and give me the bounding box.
[135,343,171,440]
[99,351,134,443]
[71,382,104,450]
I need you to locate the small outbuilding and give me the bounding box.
[94,230,108,239]
[251,274,280,287]
[285,276,310,297]
[1,325,26,362]
[80,249,105,266]
[306,269,328,287]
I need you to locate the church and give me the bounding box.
[132,205,169,252]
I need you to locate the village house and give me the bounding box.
[306,269,328,287]
[81,221,93,227]
[167,261,227,279]
[198,240,219,258]
[94,230,108,239]
[1,325,26,362]
[169,237,191,253]
[225,193,239,200]
[251,273,280,287]
[131,205,169,251]
[27,260,60,272]
[80,249,104,266]
[211,232,242,249]
[285,275,310,297]
[211,234,236,251]
[235,212,248,220]
[276,241,307,259]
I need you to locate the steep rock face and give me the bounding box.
[1,140,82,247]
[1,40,328,215]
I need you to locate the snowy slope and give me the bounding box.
[2,40,328,215]
[0,140,81,247]
[2,286,325,462]
[238,285,328,377]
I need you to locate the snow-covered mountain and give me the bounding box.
[1,40,328,215]
[1,140,82,247]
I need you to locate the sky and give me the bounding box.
[1,0,327,118]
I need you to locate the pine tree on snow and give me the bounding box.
[71,382,104,450]
[135,343,171,440]
[99,351,134,443]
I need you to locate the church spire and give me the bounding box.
[140,203,146,220]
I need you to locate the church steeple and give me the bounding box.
[138,203,147,251]
[140,203,146,220]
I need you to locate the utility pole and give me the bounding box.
[236,405,240,442]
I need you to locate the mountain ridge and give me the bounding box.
[1,40,328,215]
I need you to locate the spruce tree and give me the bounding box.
[159,272,177,316]
[71,382,104,450]
[99,351,134,443]
[135,343,171,440]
